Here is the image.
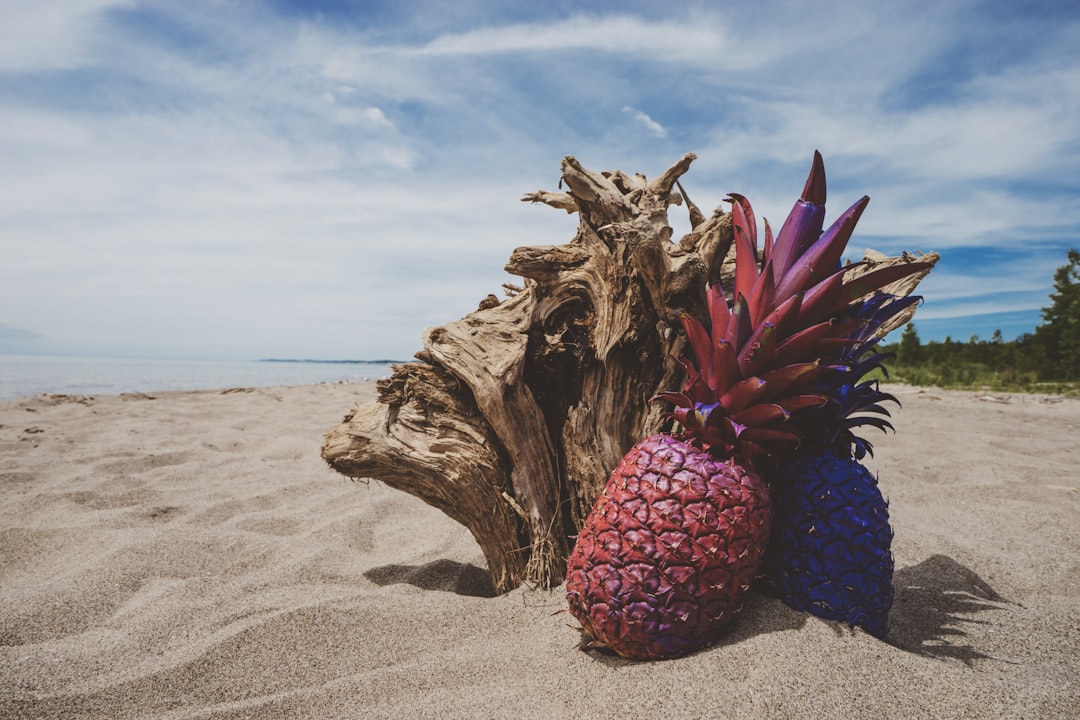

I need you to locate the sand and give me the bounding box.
[1,382,1077,719]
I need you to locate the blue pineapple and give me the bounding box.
[758,293,920,638]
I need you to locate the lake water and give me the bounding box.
[0,354,400,402]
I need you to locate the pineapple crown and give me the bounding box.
[656,151,931,463]
[795,292,923,459]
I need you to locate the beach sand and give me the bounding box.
[1,382,1077,719]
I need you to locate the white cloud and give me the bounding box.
[0,0,134,71]
[623,106,667,138]
[916,295,1049,321]
[415,14,738,64]
[361,107,394,128]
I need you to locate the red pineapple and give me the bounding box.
[567,434,772,659]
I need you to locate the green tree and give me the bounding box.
[1014,333,1038,373]
[1035,249,1080,379]
[897,322,922,364]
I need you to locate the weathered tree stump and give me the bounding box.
[321,153,938,593]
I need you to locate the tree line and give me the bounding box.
[878,249,1079,391]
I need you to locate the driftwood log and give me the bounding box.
[322,153,938,593]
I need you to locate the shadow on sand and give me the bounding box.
[364,559,497,598]
[887,553,1013,664]
[369,553,1012,665]
[578,553,1013,665]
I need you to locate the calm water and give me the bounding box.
[0,355,399,402]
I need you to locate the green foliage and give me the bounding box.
[876,249,1080,395]
[878,327,1078,394]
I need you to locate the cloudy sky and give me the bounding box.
[2,1,1078,360]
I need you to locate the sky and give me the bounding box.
[1,0,1078,361]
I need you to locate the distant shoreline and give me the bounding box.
[0,355,401,402]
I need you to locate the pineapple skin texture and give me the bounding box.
[759,452,894,638]
[565,434,772,660]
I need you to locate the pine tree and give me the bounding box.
[1036,249,1080,380]
[898,322,922,364]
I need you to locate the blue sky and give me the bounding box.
[1,1,1078,360]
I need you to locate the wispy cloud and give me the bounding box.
[1,1,1077,358]
[623,106,667,138]
[0,0,134,71]
[413,13,737,65]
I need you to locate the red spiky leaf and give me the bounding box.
[706,282,730,348]
[724,294,753,351]
[758,361,834,402]
[840,261,935,303]
[771,151,827,278]
[713,339,740,394]
[756,291,804,345]
[731,204,760,304]
[799,261,935,326]
[719,376,767,413]
[728,193,757,248]
[771,320,843,367]
[652,390,694,409]
[730,403,790,427]
[776,394,831,413]
[762,218,774,268]
[678,312,715,388]
[737,321,778,378]
[740,426,802,447]
[747,259,776,328]
[775,195,869,304]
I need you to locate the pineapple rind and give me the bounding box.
[759,451,894,638]
[565,434,772,660]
